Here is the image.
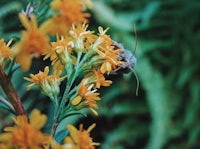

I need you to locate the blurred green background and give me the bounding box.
[0,0,200,149]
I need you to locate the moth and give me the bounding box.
[111,40,137,74]
[111,25,139,95]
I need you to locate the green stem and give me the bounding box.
[76,52,82,67]
[51,120,59,137]
[51,51,91,137]
[51,97,60,137]
[51,65,77,137]
[77,50,93,70]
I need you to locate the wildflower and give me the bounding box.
[43,35,75,71]
[98,48,124,74]
[85,69,112,88]
[44,34,72,65]
[71,79,100,115]
[0,109,52,148]
[51,0,90,24]
[24,66,66,102]
[97,27,112,48]
[41,0,91,35]
[0,39,13,66]
[95,27,124,74]
[12,13,50,71]
[69,23,96,52]
[64,123,99,149]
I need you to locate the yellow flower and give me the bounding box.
[12,13,50,71]
[69,23,96,52]
[0,109,52,149]
[41,0,90,35]
[43,35,75,71]
[24,66,66,101]
[85,69,112,88]
[98,48,124,74]
[0,39,13,66]
[52,0,90,25]
[95,27,124,74]
[71,79,100,115]
[64,123,99,149]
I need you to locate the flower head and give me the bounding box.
[71,79,100,115]
[41,0,91,35]
[12,13,50,71]
[94,27,124,74]
[43,35,75,72]
[69,23,96,52]
[98,48,124,74]
[64,123,99,149]
[0,109,52,149]
[85,69,112,88]
[51,0,90,23]
[0,39,12,66]
[24,66,66,102]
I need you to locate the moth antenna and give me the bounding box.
[133,24,138,55]
[131,68,139,96]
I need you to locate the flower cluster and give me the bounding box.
[41,0,91,35]
[12,13,50,71]
[71,69,113,115]
[0,109,51,149]
[39,23,123,116]
[0,109,99,149]
[24,66,67,104]
[0,0,135,148]
[64,123,100,149]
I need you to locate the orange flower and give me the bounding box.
[71,79,100,115]
[69,23,96,52]
[24,66,66,101]
[64,123,99,149]
[51,0,90,24]
[0,39,12,66]
[0,109,52,149]
[43,35,75,71]
[95,27,124,74]
[12,13,50,71]
[41,0,91,35]
[98,48,124,74]
[85,69,112,88]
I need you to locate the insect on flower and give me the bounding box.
[111,40,137,74]
[111,24,139,96]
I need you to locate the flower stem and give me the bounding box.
[51,66,78,137]
[0,66,27,116]
[51,120,59,137]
